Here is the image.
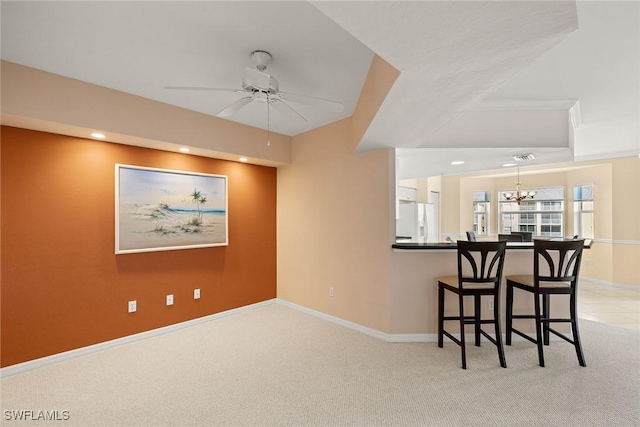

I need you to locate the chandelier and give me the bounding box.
[504,167,536,204]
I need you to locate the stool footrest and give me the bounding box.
[542,318,572,324]
[511,314,536,320]
[442,330,461,346]
[442,316,497,325]
[480,329,497,346]
[548,327,575,344]
[440,328,500,347]
[510,327,537,344]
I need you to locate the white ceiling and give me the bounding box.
[0,1,374,136]
[1,1,638,178]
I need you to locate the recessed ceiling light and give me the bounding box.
[90,132,106,139]
[239,157,248,162]
[450,161,465,165]
[179,147,190,153]
[502,163,517,167]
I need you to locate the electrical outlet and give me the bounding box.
[487,300,494,310]
[329,286,335,297]
[128,300,137,313]
[166,294,174,306]
[194,289,201,299]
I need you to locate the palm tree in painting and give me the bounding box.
[197,196,207,224]
[190,188,207,226]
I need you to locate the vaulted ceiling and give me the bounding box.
[2,1,638,177]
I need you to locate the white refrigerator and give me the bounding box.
[396,202,437,243]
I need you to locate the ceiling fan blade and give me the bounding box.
[164,86,242,93]
[280,91,344,113]
[243,67,271,90]
[216,97,253,118]
[271,99,307,122]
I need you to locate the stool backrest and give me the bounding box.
[498,233,524,242]
[466,231,477,241]
[456,241,507,288]
[511,231,533,242]
[533,239,584,288]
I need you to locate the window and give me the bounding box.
[520,213,535,224]
[473,191,490,236]
[498,187,564,237]
[574,184,594,238]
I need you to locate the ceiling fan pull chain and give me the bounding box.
[267,100,271,147]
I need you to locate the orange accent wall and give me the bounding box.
[0,126,277,367]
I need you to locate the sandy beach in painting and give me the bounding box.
[118,204,227,251]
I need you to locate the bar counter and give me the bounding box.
[388,239,592,336]
[392,239,593,251]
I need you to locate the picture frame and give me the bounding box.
[115,164,228,254]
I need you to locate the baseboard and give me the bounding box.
[275,299,404,341]
[591,238,640,245]
[0,299,277,378]
[275,299,541,344]
[582,276,640,290]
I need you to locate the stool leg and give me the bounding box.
[506,283,514,346]
[459,294,467,369]
[534,293,545,367]
[494,289,507,368]
[438,286,444,348]
[570,292,586,367]
[543,294,550,345]
[474,295,481,346]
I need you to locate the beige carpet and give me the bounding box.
[1,303,639,426]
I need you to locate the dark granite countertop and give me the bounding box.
[392,239,593,250]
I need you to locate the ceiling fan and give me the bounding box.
[165,50,344,122]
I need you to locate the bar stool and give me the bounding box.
[437,241,508,369]
[505,239,586,367]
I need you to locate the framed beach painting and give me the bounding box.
[115,164,228,254]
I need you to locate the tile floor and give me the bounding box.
[578,279,640,330]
